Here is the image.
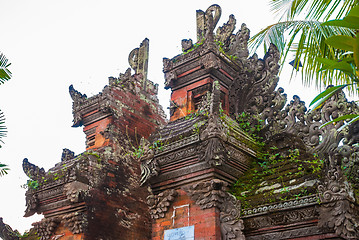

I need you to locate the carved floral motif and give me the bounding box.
[147,189,177,219]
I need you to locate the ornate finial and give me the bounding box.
[196,4,221,41]
[61,148,75,162]
[22,158,45,180]
[181,39,193,52]
[216,14,236,45]
[128,38,149,83]
[69,85,87,102]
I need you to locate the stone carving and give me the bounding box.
[62,212,87,234]
[61,148,75,162]
[0,218,20,240]
[199,82,228,166]
[185,179,245,240]
[156,145,197,165]
[162,58,173,73]
[32,217,60,240]
[244,205,318,230]
[245,226,324,240]
[199,137,227,166]
[195,4,250,61]
[229,43,281,118]
[227,23,250,59]
[242,195,318,217]
[64,181,89,203]
[318,152,359,239]
[216,14,236,47]
[200,52,221,70]
[147,189,177,219]
[69,84,87,127]
[128,38,149,82]
[164,70,177,89]
[181,39,193,52]
[196,4,221,41]
[139,138,157,185]
[24,193,39,217]
[22,158,45,180]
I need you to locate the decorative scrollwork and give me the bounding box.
[317,152,359,239]
[22,158,45,180]
[147,189,177,219]
[184,179,245,240]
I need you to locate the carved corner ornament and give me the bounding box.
[184,179,245,240]
[22,158,45,180]
[62,212,87,234]
[0,217,20,240]
[199,90,228,166]
[318,153,359,240]
[140,138,159,185]
[24,193,39,217]
[64,181,89,203]
[147,189,177,219]
[32,217,61,240]
[128,38,149,82]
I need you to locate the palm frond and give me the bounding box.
[0,163,9,176]
[249,19,355,90]
[0,52,12,84]
[270,0,358,21]
[0,110,7,147]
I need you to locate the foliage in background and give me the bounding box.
[309,5,359,129]
[250,0,358,91]
[0,52,12,176]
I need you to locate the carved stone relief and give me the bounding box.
[64,181,89,203]
[318,152,359,239]
[184,179,245,240]
[147,189,177,219]
[32,217,61,240]
[0,218,20,240]
[62,212,87,234]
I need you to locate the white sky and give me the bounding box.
[0,0,320,233]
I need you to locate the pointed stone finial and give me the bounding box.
[128,38,149,83]
[196,4,221,41]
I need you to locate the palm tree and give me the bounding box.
[250,0,358,91]
[0,52,12,176]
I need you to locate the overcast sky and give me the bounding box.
[0,0,319,233]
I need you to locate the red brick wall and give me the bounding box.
[152,189,221,240]
[170,78,229,121]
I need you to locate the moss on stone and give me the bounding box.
[230,147,323,211]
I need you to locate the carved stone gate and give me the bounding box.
[1,4,359,240]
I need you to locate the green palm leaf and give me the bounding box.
[250,0,358,92]
[270,0,357,21]
[0,110,6,147]
[249,20,354,89]
[0,163,9,176]
[0,52,12,85]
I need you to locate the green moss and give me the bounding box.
[182,38,205,54]
[230,149,323,211]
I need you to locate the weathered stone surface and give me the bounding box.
[11,3,359,240]
[0,218,20,240]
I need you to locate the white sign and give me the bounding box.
[164,226,194,240]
